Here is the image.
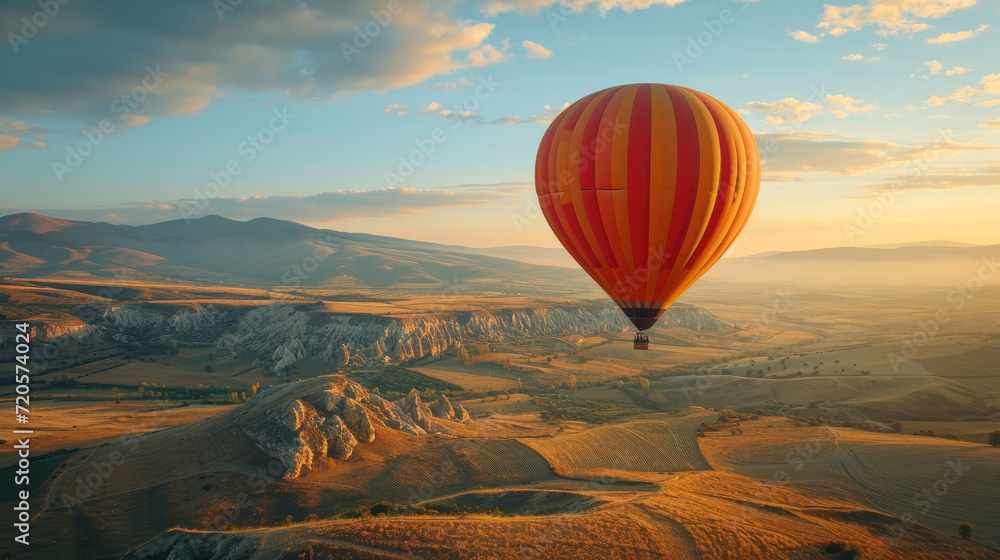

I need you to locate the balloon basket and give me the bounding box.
[633,332,649,350]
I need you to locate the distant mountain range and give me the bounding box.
[0,213,591,294]
[2,213,996,290]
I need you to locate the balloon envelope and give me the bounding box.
[535,83,760,331]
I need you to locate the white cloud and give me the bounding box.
[490,104,569,125]
[467,41,511,67]
[842,53,881,62]
[870,162,1000,191]
[746,98,825,126]
[432,109,483,123]
[0,2,515,119]
[384,104,408,115]
[419,102,444,114]
[433,78,474,90]
[980,119,1000,128]
[871,42,888,50]
[522,40,553,58]
[910,60,943,79]
[926,73,1000,105]
[826,94,876,118]
[945,66,971,76]
[0,134,20,151]
[758,130,1000,178]
[925,24,990,44]
[789,29,821,43]
[9,188,518,226]
[479,0,694,17]
[817,0,977,37]
[122,114,150,127]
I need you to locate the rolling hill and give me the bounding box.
[0,213,592,295]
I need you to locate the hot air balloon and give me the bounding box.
[535,84,760,349]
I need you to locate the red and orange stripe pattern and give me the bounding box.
[535,83,760,331]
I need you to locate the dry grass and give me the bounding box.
[519,412,714,478]
[75,361,254,388]
[0,401,233,467]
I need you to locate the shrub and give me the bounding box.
[988,430,1000,447]
[959,522,974,540]
[370,502,397,516]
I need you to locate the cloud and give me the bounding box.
[979,99,1000,107]
[980,119,1000,128]
[489,104,569,125]
[842,53,881,62]
[433,78,473,90]
[871,42,888,50]
[419,102,444,114]
[757,131,1000,177]
[459,181,535,188]
[945,66,971,76]
[0,117,48,148]
[122,114,150,127]
[910,60,943,79]
[0,2,512,119]
[417,100,482,122]
[436,109,482,122]
[479,0,694,17]
[8,187,515,226]
[826,94,876,118]
[869,163,1000,191]
[746,98,825,126]
[0,134,20,151]
[384,104,408,115]
[467,41,511,67]
[924,24,990,44]
[522,40,553,58]
[789,29,821,43]
[926,73,1000,105]
[816,0,977,37]
[761,174,805,183]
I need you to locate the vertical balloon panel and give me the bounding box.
[535,83,760,333]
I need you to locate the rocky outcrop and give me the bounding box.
[430,394,455,420]
[26,300,734,373]
[395,389,433,433]
[236,378,447,478]
[120,530,257,560]
[456,404,471,423]
[336,343,350,367]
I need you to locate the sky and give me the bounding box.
[0,0,998,256]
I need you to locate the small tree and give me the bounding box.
[988,430,1000,447]
[568,375,577,391]
[959,522,974,540]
